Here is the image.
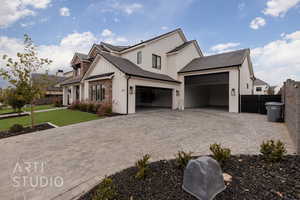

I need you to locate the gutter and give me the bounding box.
[126,75,131,114]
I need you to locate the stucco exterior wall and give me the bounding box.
[240,56,254,95]
[121,32,185,77]
[167,43,201,80]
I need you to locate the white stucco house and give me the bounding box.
[253,78,269,95]
[61,28,255,114]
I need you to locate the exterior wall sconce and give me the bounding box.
[231,88,236,96]
[129,86,134,94]
[176,90,180,96]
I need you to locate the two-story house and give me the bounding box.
[60,28,255,113]
[253,78,270,95]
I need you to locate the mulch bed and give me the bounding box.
[80,155,300,200]
[0,123,55,139]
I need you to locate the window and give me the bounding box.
[152,54,161,69]
[90,84,106,101]
[256,87,262,92]
[137,51,142,64]
[246,83,249,89]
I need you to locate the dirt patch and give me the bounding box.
[0,123,55,139]
[80,155,300,200]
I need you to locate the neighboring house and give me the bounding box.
[32,73,66,105]
[253,78,269,95]
[61,28,254,113]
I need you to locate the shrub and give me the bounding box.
[92,177,117,200]
[9,124,24,133]
[53,98,63,107]
[97,103,112,116]
[69,101,80,110]
[260,140,286,162]
[175,151,193,169]
[210,143,231,164]
[135,154,151,179]
[87,103,95,113]
[6,89,26,114]
[79,103,88,112]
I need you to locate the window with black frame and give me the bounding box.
[152,54,161,69]
[90,84,105,101]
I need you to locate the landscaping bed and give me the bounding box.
[0,123,55,139]
[80,155,300,200]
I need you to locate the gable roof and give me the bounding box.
[100,42,130,52]
[75,52,88,60]
[254,78,269,86]
[179,49,250,73]
[167,40,194,54]
[100,52,180,83]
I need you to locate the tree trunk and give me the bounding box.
[30,103,35,128]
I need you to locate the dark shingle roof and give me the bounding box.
[167,41,194,54]
[60,76,81,86]
[100,53,180,83]
[179,49,250,73]
[85,72,114,80]
[75,52,88,60]
[254,78,269,86]
[100,42,131,52]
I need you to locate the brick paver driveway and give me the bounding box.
[0,109,295,200]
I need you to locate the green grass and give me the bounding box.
[0,109,101,131]
[0,104,55,115]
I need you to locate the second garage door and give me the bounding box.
[184,72,229,111]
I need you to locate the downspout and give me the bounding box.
[238,67,241,113]
[126,75,131,114]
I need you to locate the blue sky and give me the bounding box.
[1,0,300,87]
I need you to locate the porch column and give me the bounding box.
[79,84,83,101]
[63,87,67,106]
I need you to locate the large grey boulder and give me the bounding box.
[182,156,226,200]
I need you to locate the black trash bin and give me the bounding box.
[265,102,284,122]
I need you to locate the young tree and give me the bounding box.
[0,34,52,127]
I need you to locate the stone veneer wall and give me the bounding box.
[88,79,112,106]
[283,79,300,154]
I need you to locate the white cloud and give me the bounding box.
[252,30,300,85]
[250,17,266,30]
[20,21,35,27]
[112,2,143,15]
[210,42,241,53]
[101,29,114,37]
[0,0,51,28]
[0,32,97,74]
[113,18,120,23]
[161,26,169,30]
[263,0,300,17]
[59,7,70,16]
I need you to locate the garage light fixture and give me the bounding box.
[129,86,134,94]
[231,88,236,96]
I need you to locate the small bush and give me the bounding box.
[260,140,286,162]
[175,151,193,169]
[210,143,231,164]
[135,154,151,179]
[9,124,24,133]
[87,103,95,113]
[78,103,88,112]
[97,103,112,116]
[69,101,80,110]
[92,177,117,200]
[53,98,63,107]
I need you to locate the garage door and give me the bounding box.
[184,72,229,111]
[135,86,172,111]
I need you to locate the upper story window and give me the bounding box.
[152,54,161,69]
[256,87,262,92]
[137,51,142,64]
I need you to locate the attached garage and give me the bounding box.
[184,72,229,111]
[135,86,173,111]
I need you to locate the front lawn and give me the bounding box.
[0,104,55,115]
[0,109,101,131]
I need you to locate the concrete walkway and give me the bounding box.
[0,107,67,119]
[0,109,295,200]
